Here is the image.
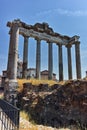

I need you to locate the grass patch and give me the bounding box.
[20,111,29,121]
[20,110,36,124]
[17,79,31,92]
[0,92,4,99]
[17,78,58,92]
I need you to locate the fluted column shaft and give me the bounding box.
[22,36,29,78]
[75,42,81,79]
[48,42,53,80]
[58,44,63,81]
[66,44,72,79]
[7,24,19,80]
[36,39,41,79]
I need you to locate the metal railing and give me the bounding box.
[0,99,20,130]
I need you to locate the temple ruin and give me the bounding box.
[3,19,82,104]
[7,19,81,81]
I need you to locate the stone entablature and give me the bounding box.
[7,19,79,45]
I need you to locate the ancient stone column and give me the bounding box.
[6,23,19,105]
[66,44,72,79]
[22,36,29,78]
[58,44,63,81]
[7,23,19,80]
[48,42,53,80]
[36,39,41,79]
[75,41,81,79]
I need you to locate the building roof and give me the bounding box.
[27,68,36,71]
[41,70,56,76]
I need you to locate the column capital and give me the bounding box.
[35,37,41,42]
[57,44,62,47]
[24,36,29,38]
[75,41,80,44]
[12,22,19,29]
[9,23,19,35]
[47,40,52,44]
[66,44,72,48]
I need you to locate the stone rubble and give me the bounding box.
[18,80,87,129]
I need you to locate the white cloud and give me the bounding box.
[55,8,87,16]
[34,8,87,17]
[36,9,52,16]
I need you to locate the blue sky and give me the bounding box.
[0,0,87,80]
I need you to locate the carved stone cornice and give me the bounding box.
[68,35,80,45]
[7,19,80,46]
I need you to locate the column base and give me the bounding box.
[4,79,18,106]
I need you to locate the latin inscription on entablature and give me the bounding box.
[19,27,67,45]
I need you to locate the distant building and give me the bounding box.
[27,68,36,79]
[2,60,57,80]
[2,60,23,79]
[41,70,56,80]
[2,70,7,77]
[17,60,36,79]
[1,71,7,88]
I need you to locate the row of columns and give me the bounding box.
[22,37,81,80]
[7,24,81,81]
